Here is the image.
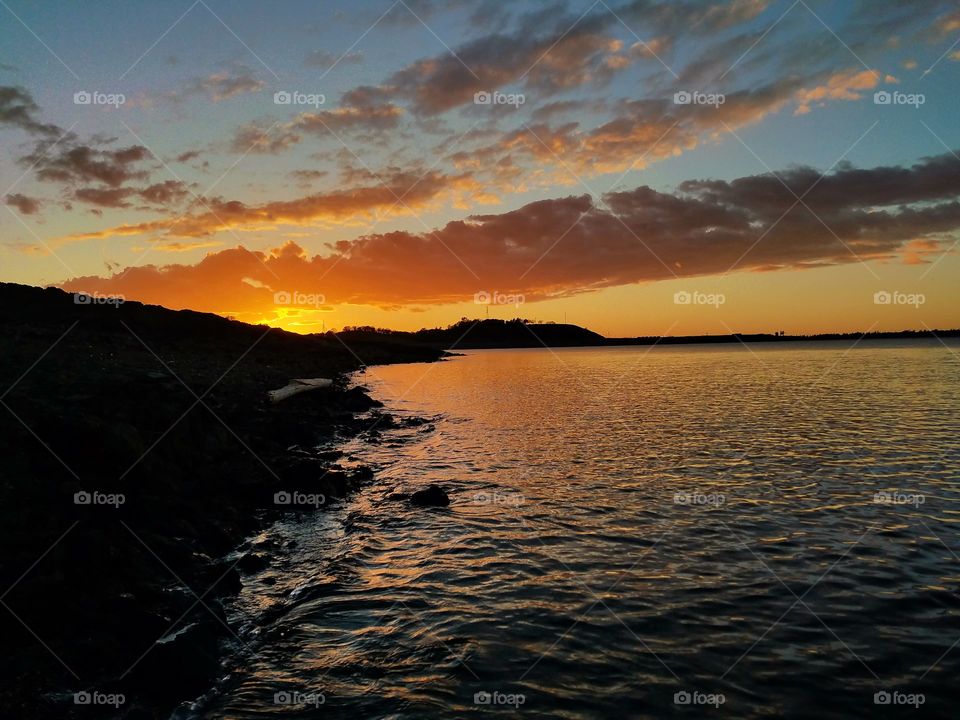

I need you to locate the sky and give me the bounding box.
[1,0,959,337]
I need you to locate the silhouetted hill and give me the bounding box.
[339,318,606,349]
[0,282,444,720]
[337,317,960,350]
[0,282,443,367]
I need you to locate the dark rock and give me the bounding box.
[276,455,328,489]
[134,620,224,700]
[409,484,450,507]
[249,536,278,550]
[236,552,269,574]
[340,386,383,411]
[351,465,375,482]
[206,565,242,597]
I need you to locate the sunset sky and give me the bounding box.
[1,0,959,336]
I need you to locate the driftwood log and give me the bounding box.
[268,378,333,403]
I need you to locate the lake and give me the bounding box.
[196,341,960,719]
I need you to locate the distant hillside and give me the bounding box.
[415,318,606,348]
[0,282,442,367]
[337,317,960,350]
[338,318,607,349]
[605,329,960,345]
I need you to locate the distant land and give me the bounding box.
[339,318,960,350]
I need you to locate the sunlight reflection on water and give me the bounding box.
[202,340,960,720]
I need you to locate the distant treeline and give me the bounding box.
[337,318,605,349]
[605,329,960,346]
[334,318,960,350]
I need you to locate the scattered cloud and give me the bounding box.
[174,149,202,163]
[175,68,265,102]
[5,192,42,214]
[61,152,960,314]
[304,50,363,69]
[460,68,887,186]
[229,122,302,154]
[793,69,881,115]
[372,12,634,115]
[69,179,191,209]
[23,142,152,188]
[0,85,61,136]
[59,169,454,241]
[289,169,330,183]
[291,102,405,135]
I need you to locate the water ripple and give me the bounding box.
[194,342,960,719]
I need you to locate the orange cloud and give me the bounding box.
[794,69,883,115]
[460,69,884,187]
[59,152,960,323]
[57,170,456,242]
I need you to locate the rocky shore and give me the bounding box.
[0,283,445,719]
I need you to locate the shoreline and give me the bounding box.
[0,283,445,719]
[181,365,438,718]
[450,335,960,352]
[601,331,960,347]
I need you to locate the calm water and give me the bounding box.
[195,341,960,719]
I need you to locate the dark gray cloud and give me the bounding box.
[5,192,42,214]
[70,179,191,209]
[0,85,61,136]
[24,142,152,188]
[4,87,188,211]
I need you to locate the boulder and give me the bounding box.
[134,620,224,700]
[409,484,450,507]
[236,552,269,574]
